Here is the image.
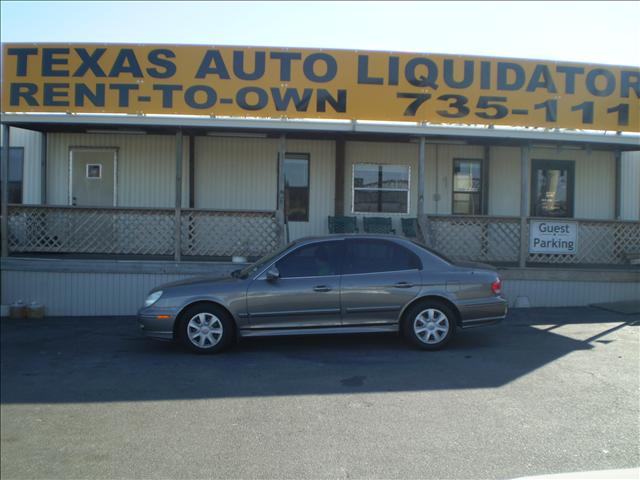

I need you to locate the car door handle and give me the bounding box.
[394,282,414,288]
[313,285,332,292]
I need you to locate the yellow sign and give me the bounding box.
[2,43,639,132]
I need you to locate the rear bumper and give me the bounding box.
[458,297,508,329]
[138,308,177,341]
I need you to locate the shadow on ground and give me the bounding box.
[1,307,637,404]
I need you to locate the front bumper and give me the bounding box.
[457,297,508,329]
[137,307,178,341]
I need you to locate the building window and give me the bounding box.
[353,164,410,214]
[0,147,24,205]
[452,159,482,215]
[531,159,575,218]
[284,153,309,222]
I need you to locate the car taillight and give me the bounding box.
[491,278,502,295]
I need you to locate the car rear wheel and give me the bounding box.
[402,301,456,350]
[178,304,234,354]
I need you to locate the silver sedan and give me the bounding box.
[138,235,508,353]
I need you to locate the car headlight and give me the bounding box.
[144,290,163,307]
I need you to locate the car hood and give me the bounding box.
[154,274,241,291]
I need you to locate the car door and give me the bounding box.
[246,240,343,329]
[341,238,422,326]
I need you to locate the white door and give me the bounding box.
[70,149,117,207]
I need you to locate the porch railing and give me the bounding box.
[7,205,281,258]
[425,215,522,264]
[425,215,640,266]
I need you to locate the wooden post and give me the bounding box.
[174,129,183,261]
[1,124,9,257]
[277,134,288,245]
[519,144,530,268]
[41,132,47,204]
[418,136,425,218]
[335,137,346,216]
[614,150,621,220]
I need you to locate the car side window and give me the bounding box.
[344,239,421,275]
[275,241,343,278]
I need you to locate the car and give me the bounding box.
[138,235,508,353]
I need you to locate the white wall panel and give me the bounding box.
[46,133,189,208]
[488,146,521,216]
[620,151,640,221]
[426,144,485,215]
[1,127,43,204]
[285,139,335,240]
[530,147,615,220]
[194,136,279,211]
[2,268,638,316]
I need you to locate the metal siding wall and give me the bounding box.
[425,144,485,215]
[1,269,194,316]
[488,146,521,216]
[530,147,615,219]
[502,279,640,308]
[1,127,42,204]
[3,269,638,315]
[424,144,438,214]
[285,139,336,240]
[620,151,640,220]
[46,133,188,207]
[194,136,278,210]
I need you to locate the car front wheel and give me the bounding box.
[402,301,457,350]
[178,304,234,354]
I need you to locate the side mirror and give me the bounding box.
[266,267,280,282]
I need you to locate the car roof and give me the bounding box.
[292,234,414,244]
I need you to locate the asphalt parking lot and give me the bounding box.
[1,307,639,479]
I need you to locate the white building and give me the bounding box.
[1,45,639,315]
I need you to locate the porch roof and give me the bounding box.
[2,113,639,151]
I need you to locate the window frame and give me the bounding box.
[342,238,422,276]
[283,152,310,223]
[452,158,483,216]
[351,163,411,215]
[272,239,344,279]
[530,159,575,218]
[0,146,25,205]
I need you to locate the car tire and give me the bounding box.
[402,300,457,350]
[177,303,234,354]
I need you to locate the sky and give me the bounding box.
[1,1,639,66]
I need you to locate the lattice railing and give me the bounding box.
[181,209,280,258]
[8,205,176,255]
[425,215,521,264]
[527,219,640,265]
[7,205,281,258]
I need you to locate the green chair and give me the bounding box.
[363,217,395,234]
[328,216,359,233]
[401,218,418,238]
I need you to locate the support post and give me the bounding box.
[334,137,345,216]
[41,132,47,204]
[518,144,530,268]
[277,134,288,245]
[614,150,621,220]
[174,129,183,261]
[1,124,9,257]
[188,135,195,209]
[482,145,490,215]
[417,136,426,218]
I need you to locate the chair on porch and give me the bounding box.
[328,216,359,233]
[363,217,395,234]
[401,218,418,238]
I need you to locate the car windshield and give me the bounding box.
[233,242,295,279]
